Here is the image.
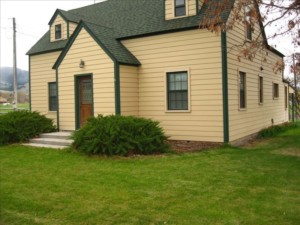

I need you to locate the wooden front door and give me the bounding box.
[77,76,93,128]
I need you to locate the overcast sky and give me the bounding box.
[0,0,298,76]
[0,0,104,71]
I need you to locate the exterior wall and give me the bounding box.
[50,15,67,42]
[69,22,78,37]
[58,28,115,130]
[226,7,288,141]
[120,65,139,116]
[30,51,61,125]
[165,0,197,20]
[122,29,224,142]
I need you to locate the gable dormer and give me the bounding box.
[48,9,79,42]
[165,0,204,20]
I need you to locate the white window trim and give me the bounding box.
[164,67,191,113]
[172,0,189,18]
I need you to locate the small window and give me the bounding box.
[167,71,188,110]
[273,83,279,99]
[285,86,288,109]
[239,72,246,109]
[246,22,252,40]
[175,0,186,17]
[55,24,62,40]
[259,76,263,104]
[49,82,57,111]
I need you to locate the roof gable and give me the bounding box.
[48,9,68,25]
[53,21,140,69]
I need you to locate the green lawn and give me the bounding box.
[0,126,300,225]
[0,103,29,113]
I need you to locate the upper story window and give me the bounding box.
[245,4,253,40]
[175,0,186,17]
[55,24,62,40]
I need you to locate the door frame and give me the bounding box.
[74,73,94,129]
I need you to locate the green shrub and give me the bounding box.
[0,110,56,145]
[258,122,298,138]
[72,115,170,156]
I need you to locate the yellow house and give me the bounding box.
[27,0,289,144]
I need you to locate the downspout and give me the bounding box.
[28,56,31,112]
[221,31,229,143]
[114,61,121,115]
[56,68,60,130]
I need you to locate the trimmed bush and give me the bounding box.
[0,110,56,145]
[72,115,170,156]
[258,122,298,138]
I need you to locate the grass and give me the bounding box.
[0,103,29,113]
[0,125,299,225]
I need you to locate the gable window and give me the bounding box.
[259,76,263,104]
[245,4,252,40]
[55,24,62,40]
[246,22,252,40]
[273,83,279,99]
[239,72,246,109]
[49,82,57,111]
[175,0,186,17]
[285,86,288,109]
[167,71,188,110]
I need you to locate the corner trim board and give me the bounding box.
[114,61,121,115]
[56,69,60,130]
[221,31,229,143]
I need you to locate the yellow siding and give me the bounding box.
[165,0,197,20]
[122,29,223,142]
[69,22,78,37]
[50,15,67,42]
[120,65,139,116]
[226,7,288,141]
[30,51,61,125]
[58,27,115,130]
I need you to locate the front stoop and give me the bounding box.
[23,132,73,149]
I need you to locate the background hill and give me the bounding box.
[0,67,29,91]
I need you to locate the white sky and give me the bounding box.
[0,0,104,70]
[0,0,297,76]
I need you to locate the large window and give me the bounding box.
[175,0,186,17]
[49,82,57,111]
[273,83,279,99]
[55,24,62,40]
[245,5,252,40]
[239,72,246,109]
[259,76,263,104]
[167,71,188,110]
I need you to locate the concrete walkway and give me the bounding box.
[23,132,73,149]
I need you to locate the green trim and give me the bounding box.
[67,22,70,38]
[114,62,121,115]
[117,26,199,41]
[53,21,119,69]
[28,56,31,112]
[74,74,94,130]
[56,69,60,130]
[221,31,229,143]
[196,0,199,15]
[27,49,63,56]
[163,0,166,20]
[48,9,68,25]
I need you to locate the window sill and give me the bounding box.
[165,110,191,113]
[48,111,57,113]
[273,97,279,100]
[258,102,263,106]
[239,108,247,111]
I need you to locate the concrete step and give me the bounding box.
[23,143,68,149]
[40,132,72,140]
[30,137,73,146]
